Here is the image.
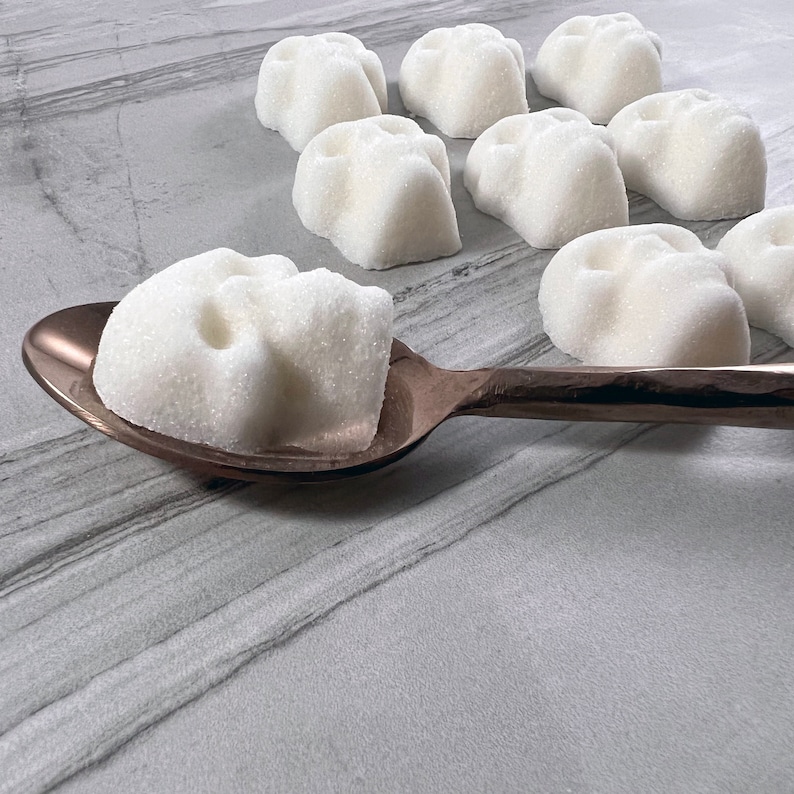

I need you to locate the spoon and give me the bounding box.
[23,303,794,483]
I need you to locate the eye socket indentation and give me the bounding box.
[198,299,234,350]
[769,226,794,248]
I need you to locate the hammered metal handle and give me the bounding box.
[457,364,794,429]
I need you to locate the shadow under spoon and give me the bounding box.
[22,303,794,483]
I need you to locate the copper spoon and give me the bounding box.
[22,303,794,483]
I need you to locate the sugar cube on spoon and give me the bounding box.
[93,248,394,454]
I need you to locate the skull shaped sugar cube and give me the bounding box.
[93,249,394,454]
[607,89,766,221]
[533,13,663,124]
[293,115,461,269]
[717,206,794,345]
[399,23,528,139]
[538,224,750,366]
[464,108,629,250]
[255,32,387,152]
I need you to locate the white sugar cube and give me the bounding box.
[533,13,662,124]
[399,23,528,139]
[93,248,394,454]
[717,206,794,345]
[538,224,750,366]
[255,32,387,152]
[293,114,461,269]
[607,89,766,221]
[464,108,629,249]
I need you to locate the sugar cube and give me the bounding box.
[538,224,751,366]
[464,108,629,249]
[399,23,528,138]
[93,248,394,454]
[533,13,662,124]
[293,114,461,269]
[255,32,387,152]
[607,89,766,221]
[717,206,794,345]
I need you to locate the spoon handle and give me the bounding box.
[455,363,794,429]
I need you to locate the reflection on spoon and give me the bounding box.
[23,303,794,482]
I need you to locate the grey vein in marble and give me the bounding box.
[1,420,649,792]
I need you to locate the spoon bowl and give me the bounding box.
[22,303,481,481]
[23,303,794,482]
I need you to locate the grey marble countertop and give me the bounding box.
[2,1,793,791]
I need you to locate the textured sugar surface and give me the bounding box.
[464,108,628,250]
[93,249,394,454]
[538,224,751,367]
[399,23,528,139]
[293,114,461,269]
[608,89,767,221]
[532,13,662,125]
[717,206,794,345]
[255,32,387,152]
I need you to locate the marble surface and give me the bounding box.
[2,0,793,791]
